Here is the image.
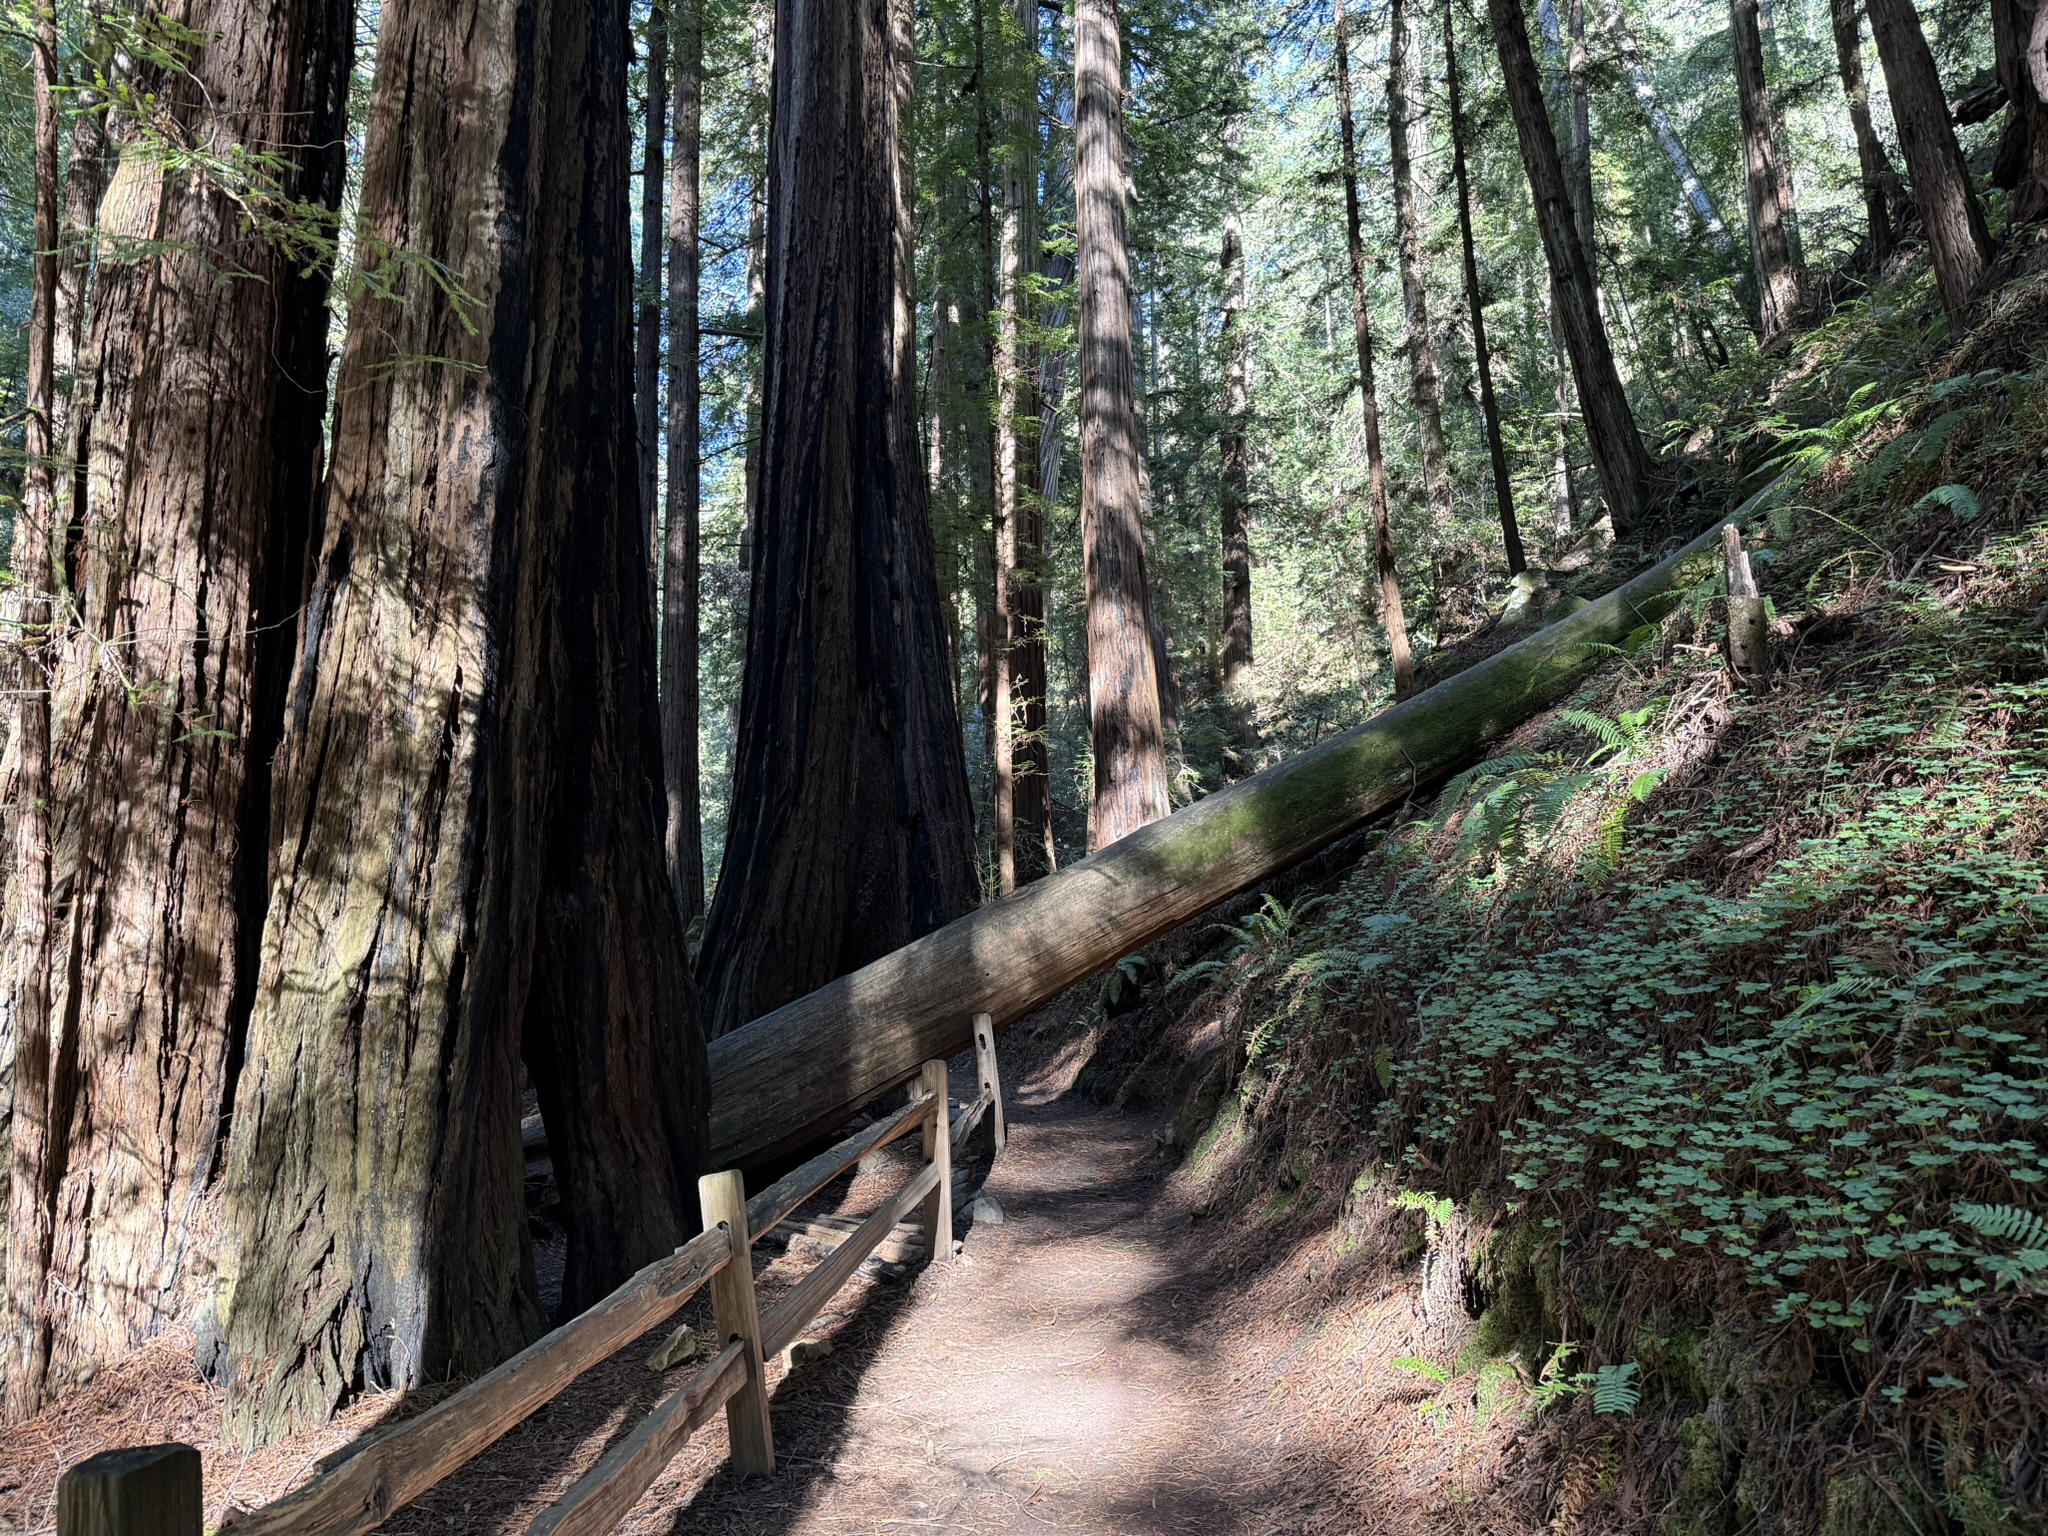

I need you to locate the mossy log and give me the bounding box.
[707,504,1759,1170]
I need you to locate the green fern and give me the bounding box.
[1392,1189,1454,1232]
[1953,1202,2048,1253]
[1591,1362,1642,1416]
[1391,1355,1451,1384]
[1914,483,1982,520]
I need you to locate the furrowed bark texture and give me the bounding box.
[1564,0,1596,272]
[1075,0,1170,850]
[637,0,668,564]
[1218,211,1253,722]
[4,0,63,1426]
[977,0,1017,895]
[210,0,705,1444]
[705,500,1771,1173]
[1830,0,1904,261]
[1388,0,1450,528]
[1991,0,2048,222]
[664,0,706,922]
[1335,0,1414,702]
[1864,0,1990,326]
[694,0,978,1040]
[1731,0,1802,339]
[1492,0,1653,532]
[1446,0,1526,577]
[1003,0,1053,882]
[4,0,351,1420]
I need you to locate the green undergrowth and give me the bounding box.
[1167,262,2048,1530]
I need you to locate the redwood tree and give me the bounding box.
[208,0,706,1443]
[1865,0,1991,326]
[694,0,978,1038]
[1218,210,1254,733]
[1336,0,1414,700]
[1732,0,1803,339]
[4,0,351,1420]
[1388,0,1450,529]
[1076,0,1171,849]
[1830,0,1906,262]
[1490,0,1655,531]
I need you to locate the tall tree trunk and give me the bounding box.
[1565,0,1596,270]
[1335,0,1414,701]
[1991,0,2048,222]
[1830,0,1906,260]
[4,0,63,1426]
[737,0,773,576]
[209,0,706,1444]
[4,0,352,1422]
[1388,0,1450,529]
[976,0,1017,895]
[1003,0,1053,882]
[664,0,706,923]
[1446,0,1526,577]
[1596,0,1735,258]
[1731,0,1802,339]
[1865,0,1991,326]
[1217,210,1254,736]
[637,0,668,566]
[1075,0,1169,849]
[1490,0,1654,532]
[695,0,978,1037]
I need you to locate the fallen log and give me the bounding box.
[708,500,1764,1169]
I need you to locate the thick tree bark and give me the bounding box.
[637,1,668,566]
[1218,211,1254,735]
[1335,0,1414,701]
[1991,0,2048,222]
[1565,0,1596,271]
[1731,0,1802,340]
[1002,0,1053,882]
[737,0,773,576]
[1446,0,1526,578]
[707,501,1767,1172]
[694,0,978,1039]
[1865,0,1991,327]
[664,0,706,923]
[4,0,352,1421]
[1830,0,1906,261]
[4,0,63,1426]
[1596,0,1735,258]
[1075,0,1170,849]
[1491,0,1654,532]
[209,0,706,1443]
[1388,0,1450,529]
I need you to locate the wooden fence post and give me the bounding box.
[697,1170,775,1475]
[58,1444,201,1536]
[1723,523,1769,684]
[971,1013,1006,1154]
[919,1058,953,1260]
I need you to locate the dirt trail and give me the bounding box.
[679,1089,1266,1535]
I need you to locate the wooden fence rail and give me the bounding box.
[64,1022,1007,1536]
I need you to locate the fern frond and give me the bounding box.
[1954,1202,2048,1253]
[1591,1363,1641,1416]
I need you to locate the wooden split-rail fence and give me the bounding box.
[53,1019,1010,1536]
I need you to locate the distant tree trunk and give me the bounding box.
[1388,0,1450,529]
[926,287,967,715]
[1991,0,2048,222]
[209,0,706,1444]
[1074,0,1170,849]
[696,0,977,1036]
[4,0,63,1426]
[665,0,706,923]
[1596,0,1735,258]
[4,0,351,1423]
[1565,0,1596,270]
[1446,0,1526,577]
[637,1,668,566]
[1731,0,1802,339]
[1004,0,1053,882]
[1491,0,1655,532]
[1830,0,1906,260]
[1335,0,1414,701]
[975,0,1018,894]
[1217,210,1254,738]
[738,0,773,575]
[1865,0,1992,326]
